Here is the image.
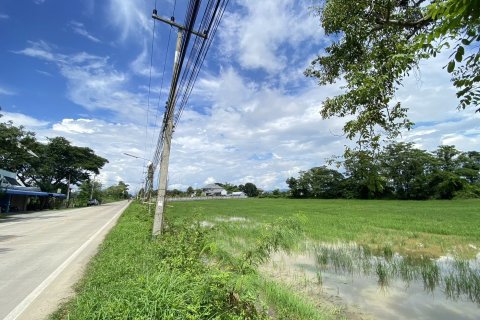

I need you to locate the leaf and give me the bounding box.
[455,46,464,62]
[447,60,455,73]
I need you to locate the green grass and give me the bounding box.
[51,201,332,320]
[51,198,480,319]
[168,198,480,258]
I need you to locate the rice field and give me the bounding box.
[51,198,480,319]
[169,198,480,258]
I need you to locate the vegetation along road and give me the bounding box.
[0,201,129,320]
[52,199,480,319]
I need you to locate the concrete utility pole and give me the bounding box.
[152,31,182,236]
[66,173,71,208]
[90,174,96,200]
[151,4,205,236]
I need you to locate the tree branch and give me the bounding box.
[375,15,432,28]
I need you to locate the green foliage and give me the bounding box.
[75,180,103,205]
[241,182,260,197]
[286,143,479,200]
[306,0,480,149]
[287,167,344,198]
[380,142,437,199]
[0,119,38,173]
[0,116,108,193]
[25,137,108,192]
[103,181,129,201]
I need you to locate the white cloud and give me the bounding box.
[52,119,95,134]
[15,41,152,124]
[14,40,62,62]
[219,0,324,73]
[34,0,46,5]
[107,0,150,42]
[0,86,15,95]
[130,42,161,77]
[1,111,49,128]
[165,67,349,190]
[0,13,9,19]
[69,21,101,43]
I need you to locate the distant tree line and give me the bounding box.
[144,182,262,198]
[287,143,480,200]
[72,180,130,206]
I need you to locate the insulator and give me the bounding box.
[153,9,157,15]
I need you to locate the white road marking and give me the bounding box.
[3,202,129,320]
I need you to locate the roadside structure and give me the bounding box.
[0,169,65,213]
[202,184,228,197]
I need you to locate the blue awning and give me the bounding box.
[3,189,66,198]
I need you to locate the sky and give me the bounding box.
[0,0,478,193]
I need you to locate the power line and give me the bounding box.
[150,0,229,235]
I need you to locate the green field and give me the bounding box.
[51,199,480,319]
[169,198,480,258]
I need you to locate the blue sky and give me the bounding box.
[0,0,479,192]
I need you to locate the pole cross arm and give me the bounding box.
[152,13,207,39]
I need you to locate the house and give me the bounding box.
[202,183,227,196]
[0,169,65,213]
[231,191,246,197]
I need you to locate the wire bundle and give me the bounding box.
[151,0,229,170]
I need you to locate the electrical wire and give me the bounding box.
[150,0,230,170]
[141,0,158,184]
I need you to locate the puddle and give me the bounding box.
[262,245,480,320]
[214,216,248,222]
[200,216,249,228]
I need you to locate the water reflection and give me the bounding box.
[314,243,480,304]
[262,245,480,319]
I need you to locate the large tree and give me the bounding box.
[306,0,479,148]
[287,166,345,199]
[0,116,39,173]
[241,182,259,197]
[380,142,437,199]
[20,137,108,192]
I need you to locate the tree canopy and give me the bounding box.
[0,115,108,193]
[306,0,479,148]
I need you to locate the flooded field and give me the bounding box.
[263,244,480,320]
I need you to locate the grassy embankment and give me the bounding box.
[51,198,480,319]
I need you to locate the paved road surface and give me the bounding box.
[0,201,129,320]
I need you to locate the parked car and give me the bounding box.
[87,199,100,206]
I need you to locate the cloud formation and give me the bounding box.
[15,40,151,124]
[69,21,101,43]
[219,0,324,73]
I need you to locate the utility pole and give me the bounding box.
[152,31,182,236]
[151,3,205,236]
[90,174,96,200]
[66,173,71,208]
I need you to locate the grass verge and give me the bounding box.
[50,201,331,319]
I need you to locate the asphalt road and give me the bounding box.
[0,201,129,320]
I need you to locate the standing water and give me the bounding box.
[263,243,480,319]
